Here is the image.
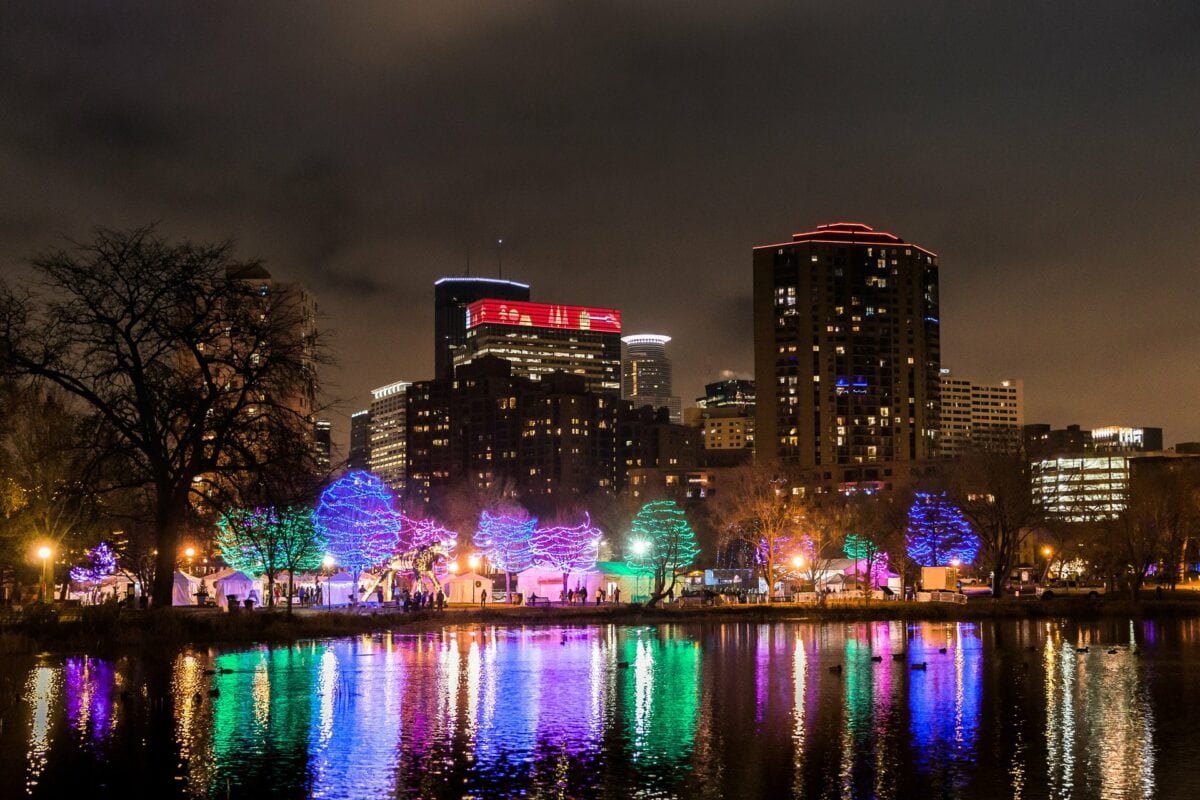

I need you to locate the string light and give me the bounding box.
[312,471,403,580]
[69,542,117,585]
[906,492,979,566]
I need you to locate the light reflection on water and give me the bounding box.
[1,620,1193,798]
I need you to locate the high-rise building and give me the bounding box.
[752,222,940,489]
[313,419,332,472]
[456,299,622,393]
[405,356,618,506]
[1091,426,1163,453]
[696,379,756,410]
[348,409,371,471]
[434,277,530,379]
[368,380,410,494]
[621,334,681,423]
[936,369,1024,458]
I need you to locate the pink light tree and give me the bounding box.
[531,513,600,597]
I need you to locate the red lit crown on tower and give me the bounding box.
[465,299,621,333]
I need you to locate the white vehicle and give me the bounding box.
[1036,580,1106,599]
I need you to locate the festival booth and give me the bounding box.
[214,570,259,608]
[443,572,494,605]
[515,562,647,604]
[324,572,357,606]
[172,570,200,606]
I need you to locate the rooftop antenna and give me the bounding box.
[496,238,504,279]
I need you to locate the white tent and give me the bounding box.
[172,570,200,606]
[325,572,357,606]
[443,572,494,605]
[214,570,259,607]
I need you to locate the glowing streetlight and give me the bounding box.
[949,557,961,568]
[792,555,805,569]
[37,545,52,602]
[468,554,481,571]
[448,561,460,574]
[321,554,335,609]
[1042,546,1053,558]
[184,546,195,558]
[631,540,649,557]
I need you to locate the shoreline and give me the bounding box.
[5,595,1200,655]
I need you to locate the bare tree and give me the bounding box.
[706,464,797,600]
[0,227,329,606]
[949,452,1042,597]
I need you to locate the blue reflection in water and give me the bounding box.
[908,623,981,793]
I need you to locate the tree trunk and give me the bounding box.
[151,498,187,608]
[286,570,294,615]
[267,573,276,608]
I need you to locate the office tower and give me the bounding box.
[348,409,371,470]
[313,419,332,471]
[1091,426,1163,453]
[937,369,1024,458]
[368,380,410,494]
[434,277,530,379]
[621,334,681,423]
[456,299,622,393]
[405,356,618,506]
[696,379,756,411]
[753,222,940,489]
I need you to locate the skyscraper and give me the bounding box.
[368,380,410,494]
[753,222,940,489]
[348,409,371,470]
[937,369,1024,458]
[456,298,622,393]
[621,334,681,423]
[313,419,332,471]
[434,277,530,379]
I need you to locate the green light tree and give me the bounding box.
[626,500,700,608]
[215,505,326,612]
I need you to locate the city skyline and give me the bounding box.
[2,5,1198,445]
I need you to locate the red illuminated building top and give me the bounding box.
[465,299,621,334]
[753,221,937,257]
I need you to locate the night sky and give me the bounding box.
[3,3,1198,449]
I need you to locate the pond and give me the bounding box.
[1,618,1196,799]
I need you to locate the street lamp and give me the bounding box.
[949,557,961,591]
[37,545,52,602]
[447,561,460,574]
[468,554,481,572]
[322,554,335,609]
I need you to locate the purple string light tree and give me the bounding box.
[402,516,458,592]
[906,492,979,567]
[70,542,118,602]
[473,509,537,596]
[312,471,404,603]
[531,512,600,599]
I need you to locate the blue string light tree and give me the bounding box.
[906,492,979,567]
[626,500,700,608]
[312,471,404,603]
[531,513,600,599]
[473,509,537,595]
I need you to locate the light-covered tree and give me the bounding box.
[312,471,403,601]
[473,508,537,594]
[531,512,600,597]
[216,505,326,611]
[626,500,700,608]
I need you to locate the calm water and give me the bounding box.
[1,619,1197,799]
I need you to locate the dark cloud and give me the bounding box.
[2,1,1199,446]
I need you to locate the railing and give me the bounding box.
[915,590,968,605]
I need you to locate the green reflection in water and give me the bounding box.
[210,644,317,795]
[621,629,701,775]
